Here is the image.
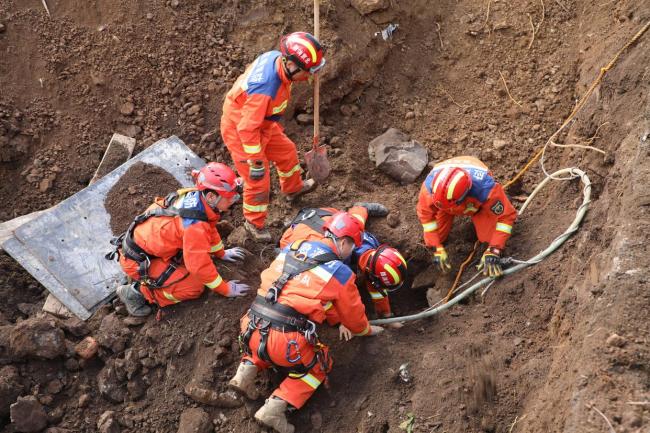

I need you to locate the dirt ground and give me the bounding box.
[0,0,649,432]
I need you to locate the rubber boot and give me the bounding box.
[244,220,272,243]
[353,202,389,217]
[254,397,295,433]
[116,284,152,317]
[228,363,259,400]
[285,178,316,202]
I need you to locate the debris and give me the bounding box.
[351,0,389,15]
[386,211,400,227]
[398,363,411,383]
[187,104,201,115]
[78,393,91,408]
[184,384,243,408]
[0,23,5,33]
[606,333,626,348]
[97,360,127,403]
[177,408,212,433]
[9,316,66,359]
[0,366,23,417]
[368,128,428,184]
[97,411,120,433]
[493,139,508,150]
[374,23,399,41]
[296,113,314,125]
[10,396,48,433]
[119,102,135,116]
[75,336,99,359]
[399,413,415,432]
[60,317,90,337]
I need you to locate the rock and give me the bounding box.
[97,360,127,403]
[10,315,66,359]
[329,136,342,148]
[78,393,91,408]
[45,379,63,394]
[39,178,53,193]
[187,104,201,115]
[492,139,507,150]
[606,333,627,348]
[75,336,99,359]
[386,211,400,228]
[413,265,436,289]
[127,377,146,401]
[146,13,153,20]
[177,408,211,433]
[0,23,5,33]
[60,317,90,337]
[405,111,415,120]
[10,396,48,433]
[123,316,147,326]
[227,226,249,246]
[368,128,428,184]
[0,366,23,417]
[351,0,389,15]
[120,102,135,116]
[97,410,120,433]
[97,313,129,353]
[296,113,314,125]
[121,124,142,138]
[170,0,180,8]
[64,358,80,371]
[184,384,243,408]
[17,303,39,316]
[340,104,354,117]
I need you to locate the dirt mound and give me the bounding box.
[104,163,181,235]
[0,0,649,432]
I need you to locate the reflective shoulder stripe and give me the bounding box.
[210,241,224,253]
[277,163,302,178]
[368,290,384,300]
[205,275,224,289]
[496,222,513,234]
[272,99,288,114]
[243,202,269,213]
[422,221,438,232]
[322,301,333,311]
[309,265,334,282]
[353,324,371,337]
[242,143,262,154]
[162,291,181,303]
[287,373,322,389]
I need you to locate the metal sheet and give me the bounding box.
[2,136,205,319]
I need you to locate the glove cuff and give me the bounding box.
[487,246,501,255]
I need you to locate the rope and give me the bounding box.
[444,240,479,303]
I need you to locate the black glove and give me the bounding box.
[248,160,265,181]
[353,202,389,217]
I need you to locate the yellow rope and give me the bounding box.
[444,20,650,302]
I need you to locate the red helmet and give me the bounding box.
[366,246,408,293]
[280,32,326,74]
[322,211,363,247]
[431,167,472,210]
[192,162,242,198]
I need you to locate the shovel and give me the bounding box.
[304,0,331,183]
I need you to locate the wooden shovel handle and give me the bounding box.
[313,0,320,150]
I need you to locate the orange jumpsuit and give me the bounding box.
[221,50,304,229]
[240,238,371,409]
[279,207,392,317]
[119,189,230,307]
[416,156,517,249]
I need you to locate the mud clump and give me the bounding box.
[104,162,182,235]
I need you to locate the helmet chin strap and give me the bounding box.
[203,190,221,211]
[282,57,302,80]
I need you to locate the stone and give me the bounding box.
[146,13,153,20]
[413,265,436,289]
[120,102,135,116]
[0,23,5,33]
[60,317,90,337]
[45,379,63,394]
[9,315,66,359]
[351,0,389,15]
[97,410,120,433]
[0,366,23,417]
[97,360,127,403]
[177,408,212,433]
[386,211,400,228]
[606,333,627,348]
[127,377,146,401]
[187,104,201,115]
[170,0,180,8]
[78,393,91,408]
[296,113,314,125]
[227,226,249,246]
[39,178,53,193]
[97,313,129,353]
[184,384,243,408]
[329,136,342,148]
[75,336,99,359]
[492,139,507,150]
[368,128,428,184]
[10,396,48,432]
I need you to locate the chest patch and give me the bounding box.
[491,200,504,215]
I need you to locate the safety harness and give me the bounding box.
[289,208,333,233]
[105,189,207,290]
[240,240,337,375]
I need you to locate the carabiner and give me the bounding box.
[286,340,302,364]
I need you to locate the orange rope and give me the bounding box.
[444,240,479,303]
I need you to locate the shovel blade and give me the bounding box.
[305,146,330,183]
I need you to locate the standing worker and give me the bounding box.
[228,211,383,433]
[416,156,517,277]
[221,32,326,242]
[108,163,251,317]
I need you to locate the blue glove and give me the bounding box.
[222,247,246,263]
[226,280,251,297]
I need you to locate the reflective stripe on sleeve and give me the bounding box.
[322,301,333,311]
[496,222,513,234]
[277,164,302,178]
[205,275,224,289]
[243,143,262,154]
[353,324,371,337]
[243,202,269,213]
[352,214,366,224]
[422,221,438,232]
[210,241,224,253]
[162,291,181,303]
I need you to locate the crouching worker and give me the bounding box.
[280,203,408,321]
[106,162,251,317]
[228,211,384,433]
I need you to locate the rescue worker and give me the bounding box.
[228,211,384,433]
[416,156,517,277]
[221,32,326,242]
[279,203,408,321]
[110,162,251,317]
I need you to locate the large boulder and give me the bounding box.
[9,316,66,359]
[368,128,428,184]
[351,0,389,15]
[177,408,212,433]
[0,366,23,417]
[10,396,48,432]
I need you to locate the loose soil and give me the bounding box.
[93,142,129,180]
[0,1,649,432]
[104,162,181,235]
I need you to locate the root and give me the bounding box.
[590,405,615,433]
[436,85,468,109]
[435,22,445,50]
[499,71,523,107]
[527,14,536,49]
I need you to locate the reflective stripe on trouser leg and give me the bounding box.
[264,127,303,194]
[272,358,328,409]
[233,158,270,229]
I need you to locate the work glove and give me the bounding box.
[248,160,265,181]
[352,202,389,217]
[477,247,503,277]
[226,280,251,297]
[221,247,247,263]
[432,246,452,273]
